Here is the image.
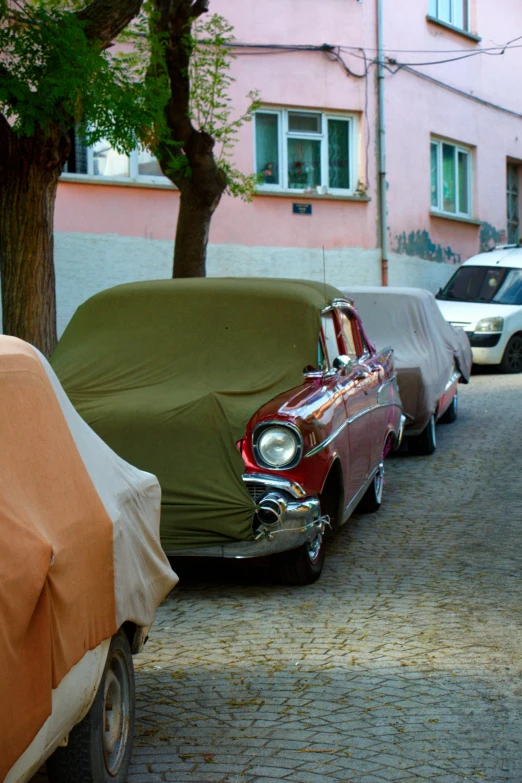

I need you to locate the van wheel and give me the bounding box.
[500,335,522,373]
[409,415,437,456]
[47,629,135,783]
[439,391,458,424]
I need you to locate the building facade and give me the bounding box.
[54,0,522,334]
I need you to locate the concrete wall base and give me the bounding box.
[52,233,457,335]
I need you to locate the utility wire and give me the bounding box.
[229,38,522,71]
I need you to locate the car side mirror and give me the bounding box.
[333,355,353,372]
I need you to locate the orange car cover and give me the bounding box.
[0,339,116,779]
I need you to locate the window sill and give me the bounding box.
[430,210,481,226]
[255,188,371,203]
[60,173,176,190]
[426,15,481,42]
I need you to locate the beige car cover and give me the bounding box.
[0,337,177,779]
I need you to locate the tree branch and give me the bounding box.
[153,0,197,143]
[190,0,209,17]
[76,0,144,48]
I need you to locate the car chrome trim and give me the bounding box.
[444,370,461,392]
[340,464,381,524]
[304,400,401,458]
[394,414,407,450]
[242,473,306,499]
[321,299,355,315]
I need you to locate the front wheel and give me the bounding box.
[499,335,522,373]
[271,526,325,585]
[47,629,136,783]
[408,414,437,456]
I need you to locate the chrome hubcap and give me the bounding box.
[306,530,323,564]
[102,650,130,776]
[374,463,384,504]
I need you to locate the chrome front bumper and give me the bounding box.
[166,474,325,559]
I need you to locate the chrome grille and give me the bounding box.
[245,482,268,504]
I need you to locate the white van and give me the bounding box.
[436,245,522,372]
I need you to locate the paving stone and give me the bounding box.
[31,375,522,783]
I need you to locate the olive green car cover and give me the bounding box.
[51,278,342,549]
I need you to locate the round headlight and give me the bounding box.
[257,426,299,468]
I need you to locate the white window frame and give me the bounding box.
[254,107,357,196]
[428,0,470,31]
[63,137,169,185]
[431,137,473,218]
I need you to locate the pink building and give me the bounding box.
[54,0,522,334]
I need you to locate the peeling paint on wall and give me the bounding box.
[480,222,506,252]
[393,230,461,264]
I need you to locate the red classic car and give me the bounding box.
[51,279,404,585]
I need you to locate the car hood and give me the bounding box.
[437,299,521,330]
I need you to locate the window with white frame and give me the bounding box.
[254,109,355,194]
[428,0,469,31]
[431,138,472,217]
[63,132,166,181]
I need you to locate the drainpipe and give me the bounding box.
[376,0,389,286]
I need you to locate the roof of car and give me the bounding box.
[462,246,522,268]
[72,277,345,312]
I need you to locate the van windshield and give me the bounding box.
[437,266,522,305]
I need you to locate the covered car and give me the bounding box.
[1,337,178,783]
[340,286,472,455]
[51,278,403,585]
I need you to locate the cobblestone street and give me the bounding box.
[34,373,522,783]
[124,372,522,783]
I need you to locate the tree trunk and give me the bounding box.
[0,140,62,356]
[173,181,223,278]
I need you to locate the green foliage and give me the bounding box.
[0,0,168,152]
[0,1,259,198]
[188,15,261,199]
[176,13,261,200]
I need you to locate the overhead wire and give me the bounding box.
[229,36,522,71]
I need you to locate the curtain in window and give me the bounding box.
[453,0,464,27]
[442,143,456,213]
[438,0,452,23]
[430,143,438,207]
[138,149,163,176]
[93,139,129,177]
[287,139,321,189]
[458,151,469,214]
[328,120,350,190]
[288,112,321,133]
[255,113,279,185]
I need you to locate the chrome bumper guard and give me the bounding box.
[166,475,325,559]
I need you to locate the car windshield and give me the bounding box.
[437,265,522,305]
